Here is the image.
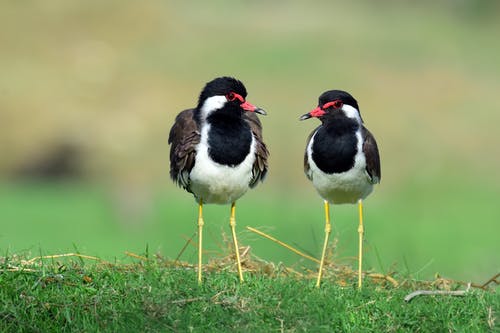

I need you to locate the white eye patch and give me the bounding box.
[342,104,362,123]
[200,95,227,120]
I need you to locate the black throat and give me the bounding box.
[206,109,252,167]
[311,117,360,174]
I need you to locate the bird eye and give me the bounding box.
[227,92,236,101]
[322,100,343,110]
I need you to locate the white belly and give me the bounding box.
[189,126,256,204]
[307,132,373,204]
[310,163,373,204]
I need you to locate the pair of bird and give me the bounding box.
[169,76,380,288]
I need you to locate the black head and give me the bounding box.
[196,76,266,117]
[318,90,359,111]
[197,77,247,109]
[300,89,362,122]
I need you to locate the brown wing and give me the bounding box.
[362,126,381,184]
[243,112,269,188]
[304,127,319,181]
[168,109,201,191]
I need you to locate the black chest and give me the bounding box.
[311,119,360,174]
[206,114,252,167]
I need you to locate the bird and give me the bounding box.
[300,90,380,288]
[168,76,268,284]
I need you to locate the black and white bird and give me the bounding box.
[300,90,380,288]
[168,77,268,283]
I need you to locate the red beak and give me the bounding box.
[300,107,326,120]
[241,101,266,115]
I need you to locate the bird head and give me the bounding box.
[300,90,362,124]
[197,77,266,120]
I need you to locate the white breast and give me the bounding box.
[306,130,373,204]
[189,123,256,204]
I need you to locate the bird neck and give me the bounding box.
[321,116,360,135]
[204,111,252,167]
[205,106,243,124]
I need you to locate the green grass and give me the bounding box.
[1,256,498,332]
[1,181,498,284]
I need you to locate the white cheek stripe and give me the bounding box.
[342,104,362,123]
[200,95,227,121]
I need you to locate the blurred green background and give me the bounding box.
[1,1,499,282]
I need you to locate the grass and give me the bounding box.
[1,181,498,283]
[1,254,498,332]
[2,181,497,331]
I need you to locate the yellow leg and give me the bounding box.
[357,199,364,289]
[316,200,331,287]
[197,199,204,285]
[229,202,244,282]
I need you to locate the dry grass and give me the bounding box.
[4,233,497,293]
[2,237,498,331]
